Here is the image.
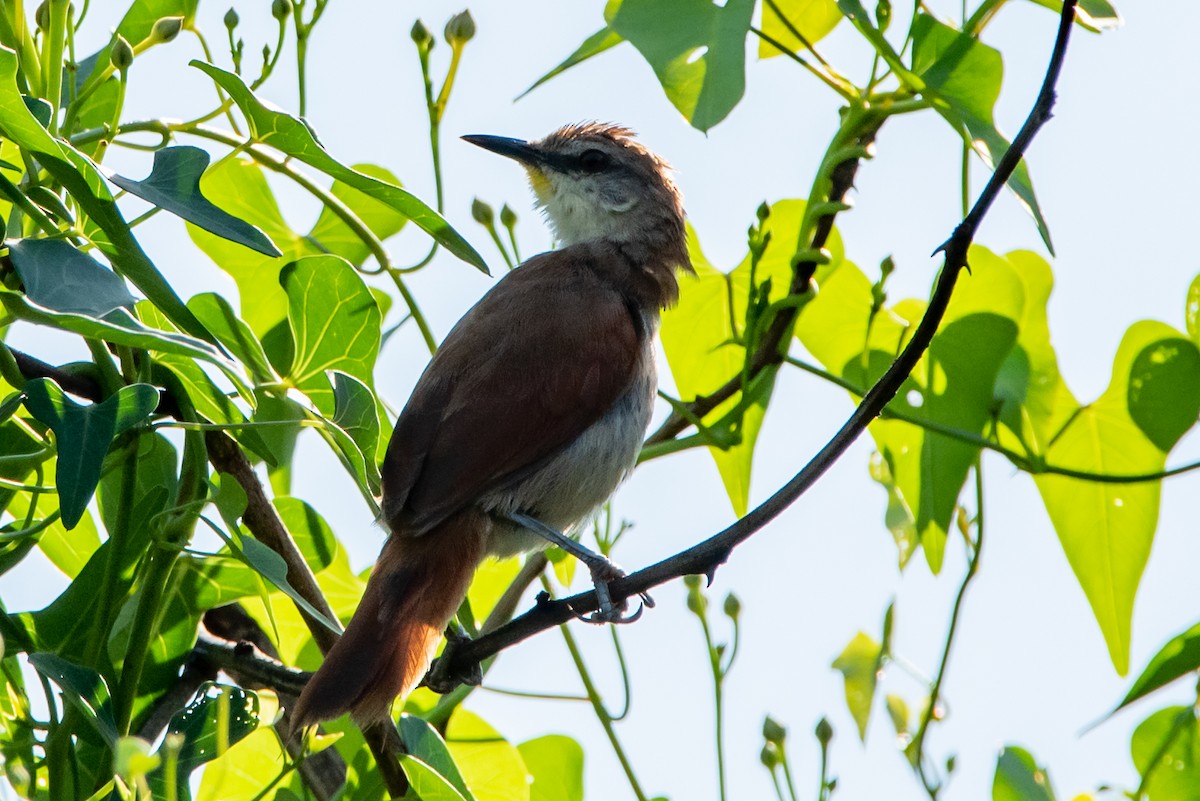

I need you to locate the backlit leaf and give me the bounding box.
[1130,707,1200,801]
[28,652,117,746]
[519,735,584,801]
[993,745,1056,801]
[831,631,882,741]
[1114,622,1200,715]
[758,0,842,58]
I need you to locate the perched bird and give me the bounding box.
[292,123,691,727]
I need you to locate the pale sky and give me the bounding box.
[4,2,1199,800]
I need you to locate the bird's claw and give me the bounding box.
[573,562,648,625]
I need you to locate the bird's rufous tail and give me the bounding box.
[292,510,486,727]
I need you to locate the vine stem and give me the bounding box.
[436,0,1081,686]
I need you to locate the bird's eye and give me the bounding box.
[578,149,609,173]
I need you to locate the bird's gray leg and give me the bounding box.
[505,512,644,624]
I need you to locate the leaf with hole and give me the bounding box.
[148,682,259,801]
[108,146,281,257]
[610,0,755,132]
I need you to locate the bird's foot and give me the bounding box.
[422,628,482,694]
[504,511,653,625]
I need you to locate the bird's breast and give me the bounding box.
[480,335,657,558]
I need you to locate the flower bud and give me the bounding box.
[815,716,834,746]
[110,35,134,70]
[763,716,787,745]
[271,0,292,20]
[471,198,494,226]
[411,19,434,50]
[722,592,741,620]
[875,0,892,32]
[685,587,707,616]
[151,16,184,43]
[35,1,50,31]
[223,7,239,30]
[444,10,475,46]
[499,203,517,229]
[760,743,779,769]
[756,201,771,224]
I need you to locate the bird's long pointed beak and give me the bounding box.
[462,134,547,168]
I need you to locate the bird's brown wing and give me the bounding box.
[380,250,642,536]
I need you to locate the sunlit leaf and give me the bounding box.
[7,238,135,316]
[308,163,407,267]
[445,709,530,801]
[280,255,381,416]
[758,0,842,58]
[22,379,158,529]
[1034,321,1200,674]
[401,755,470,801]
[1026,0,1121,32]
[108,146,281,257]
[610,0,755,131]
[910,14,1053,252]
[400,715,476,801]
[520,25,625,99]
[1130,707,1200,801]
[993,745,1056,801]
[520,735,584,801]
[831,631,882,741]
[187,292,276,385]
[190,61,487,273]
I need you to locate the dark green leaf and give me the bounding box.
[148,682,259,801]
[22,379,158,528]
[0,49,210,338]
[1131,707,1200,801]
[519,735,584,801]
[610,0,755,132]
[910,14,1053,252]
[1126,336,1200,452]
[275,497,338,573]
[330,370,382,493]
[280,255,381,416]
[109,146,281,257]
[190,61,488,274]
[8,238,135,316]
[28,652,118,746]
[993,745,1055,801]
[1114,622,1200,714]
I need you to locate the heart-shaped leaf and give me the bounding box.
[8,238,135,317]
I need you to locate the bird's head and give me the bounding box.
[463,123,690,273]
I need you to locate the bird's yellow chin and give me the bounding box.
[524,167,553,203]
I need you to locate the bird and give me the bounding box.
[291,122,691,727]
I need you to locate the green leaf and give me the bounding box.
[28,652,118,746]
[234,534,341,635]
[148,683,259,801]
[327,370,383,495]
[445,709,530,801]
[308,163,407,267]
[190,61,488,274]
[187,292,276,385]
[519,735,584,801]
[400,715,476,801]
[1131,707,1200,801]
[519,25,626,99]
[610,0,755,132]
[0,49,210,339]
[401,755,470,801]
[108,146,281,257]
[758,0,843,58]
[274,497,338,573]
[1026,0,1121,32]
[280,255,381,416]
[910,14,1053,252]
[1113,622,1200,715]
[7,238,135,316]
[1034,321,1200,674]
[1186,273,1200,345]
[831,631,881,742]
[992,745,1056,801]
[662,201,832,514]
[22,379,158,529]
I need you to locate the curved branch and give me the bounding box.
[438,0,1081,683]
